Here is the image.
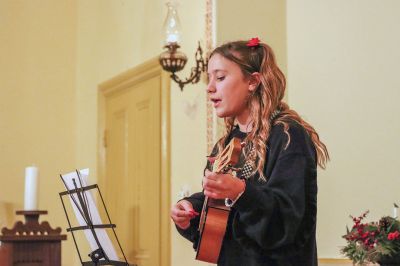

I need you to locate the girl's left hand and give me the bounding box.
[203,169,245,200]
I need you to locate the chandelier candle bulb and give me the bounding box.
[24,166,39,210]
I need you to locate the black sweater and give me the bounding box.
[177,121,318,266]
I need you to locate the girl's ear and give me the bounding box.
[248,72,261,92]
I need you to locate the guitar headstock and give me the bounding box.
[212,137,243,173]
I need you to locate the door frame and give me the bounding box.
[97,57,171,266]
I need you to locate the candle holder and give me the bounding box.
[1,210,65,240]
[0,210,67,266]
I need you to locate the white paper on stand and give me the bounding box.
[60,169,119,261]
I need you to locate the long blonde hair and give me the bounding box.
[211,40,329,181]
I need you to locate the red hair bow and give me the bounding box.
[246,37,260,47]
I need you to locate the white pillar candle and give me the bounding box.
[24,166,39,210]
[394,203,398,219]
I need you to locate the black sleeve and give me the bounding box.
[175,141,222,246]
[232,123,317,252]
[175,192,205,246]
[175,142,220,243]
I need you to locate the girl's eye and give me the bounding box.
[216,76,225,81]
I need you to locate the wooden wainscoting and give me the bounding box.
[319,258,353,265]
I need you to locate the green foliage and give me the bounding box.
[341,211,400,265]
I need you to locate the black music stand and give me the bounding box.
[59,170,134,266]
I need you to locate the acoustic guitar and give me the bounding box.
[196,137,243,264]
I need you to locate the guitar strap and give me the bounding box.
[237,157,254,180]
[237,109,281,180]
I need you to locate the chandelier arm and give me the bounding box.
[170,65,201,91]
[169,44,207,91]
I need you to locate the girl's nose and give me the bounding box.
[207,81,216,93]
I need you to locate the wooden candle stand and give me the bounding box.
[0,210,67,266]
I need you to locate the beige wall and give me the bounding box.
[0,0,77,264]
[214,0,287,137]
[79,1,208,266]
[76,0,166,173]
[77,1,207,265]
[287,0,400,258]
[216,0,287,76]
[0,0,207,265]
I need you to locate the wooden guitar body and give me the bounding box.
[196,199,230,263]
[195,137,243,264]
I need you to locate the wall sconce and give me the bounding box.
[159,1,207,91]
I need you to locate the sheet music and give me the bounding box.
[60,169,119,261]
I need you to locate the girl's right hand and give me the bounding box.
[170,200,198,230]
